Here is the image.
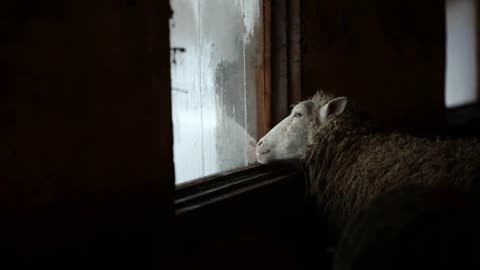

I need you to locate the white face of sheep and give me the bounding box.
[256,95,348,164]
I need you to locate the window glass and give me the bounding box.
[170,0,261,184]
[445,0,478,107]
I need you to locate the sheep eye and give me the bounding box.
[294,112,303,118]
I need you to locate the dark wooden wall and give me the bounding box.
[0,1,173,268]
[175,173,331,270]
[0,0,462,269]
[301,0,447,135]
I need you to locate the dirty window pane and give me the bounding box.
[170,0,261,184]
[445,0,478,107]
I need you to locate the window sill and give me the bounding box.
[175,163,302,215]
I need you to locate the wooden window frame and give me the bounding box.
[175,0,303,215]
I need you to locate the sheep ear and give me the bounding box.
[312,91,323,104]
[318,97,348,123]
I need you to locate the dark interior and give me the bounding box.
[2,0,480,269]
[176,109,480,270]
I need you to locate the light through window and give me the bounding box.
[445,0,478,107]
[169,0,264,184]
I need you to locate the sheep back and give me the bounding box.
[304,99,480,230]
[333,185,480,270]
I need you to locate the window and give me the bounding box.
[169,0,267,184]
[445,0,478,107]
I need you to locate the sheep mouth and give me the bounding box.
[258,149,271,155]
[256,149,272,164]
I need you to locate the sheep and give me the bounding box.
[333,184,480,270]
[256,90,480,232]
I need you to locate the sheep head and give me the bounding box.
[256,91,347,164]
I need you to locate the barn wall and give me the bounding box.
[301,0,447,135]
[0,0,173,268]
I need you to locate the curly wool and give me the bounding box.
[303,91,480,230]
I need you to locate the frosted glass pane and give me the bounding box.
[170,0,261,184]
[445,0,478,107]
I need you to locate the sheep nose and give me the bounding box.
[257,139,264,147]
